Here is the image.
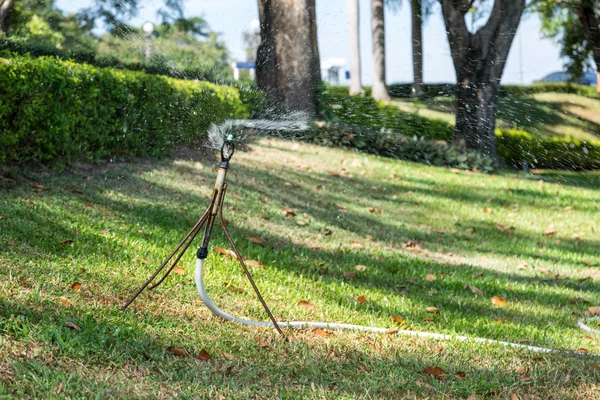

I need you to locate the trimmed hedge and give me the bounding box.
[320,86,600,170]
[305,122,496,172]
[0,36,226,83]
[320,86,454,141]
[351,82,599,100]
[497,129,600,170]
[0,53,250,167]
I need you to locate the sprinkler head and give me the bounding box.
[220,135,235,166]
[227,134,234,141]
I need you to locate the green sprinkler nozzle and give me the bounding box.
[227,134,234,141]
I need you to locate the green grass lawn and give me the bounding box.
[1,139,600,399]
[392,92,600,142]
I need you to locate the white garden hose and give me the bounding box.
[195,259,599,355]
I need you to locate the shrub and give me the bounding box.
[304,122,496,172]
[0,36,229,83]
[320,86,454,141]
[0,53,249,167]
[496,129,600,171]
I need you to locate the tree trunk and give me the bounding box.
[576,1,600,94]
[0,0,16,35]
[256,0,321,116]
[370,0,389,101]
[411,0,423,98]
[347,0,363,95]
[440,0,526,160]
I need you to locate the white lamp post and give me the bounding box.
[142,22,154,62]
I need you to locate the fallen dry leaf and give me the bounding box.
[132,256,150,265]
[245,260,264,268]
[455,372,466,380]
[356,296,367,304]
[60,297,72,307]
[312,328,331,337]
[282,208,296,217]
[223,283,244,294]
[469,285,483,296]
[367,207,383,214]
[425,274,437,282]
[198,349,212,361]
[422,366,447,380]
[215,247,235,257]
[483,208,493,214]
[297,301,315,308]
[65,321,80,331]
[544,224,557,237]
[71,282,82,291]
[170,347,188,357]
[391,316,404,324]
[495,224,514,232]
[434,346,444,354]
[355,264,367,272]
[247,236,267,245]
[426,307,440,314]
[491,296,508,307]
[465,228,475,234]
[343,271,357,280]
[173,266,185,275]
[61,239,74,245]
[588,306,600,316]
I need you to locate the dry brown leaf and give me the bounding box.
[588,306,600,316]
[422,366,447,380]
[247,236,267,245]
[356,296,367,304]
[350,242,364,249]
[514,365,527,375]
[60,297,72,307]
[510,394,519,400]
[355,264,367,272]
[173,266,185,275]
[426,307,440,314]
[297,301,315,308]
[544,224,557,237]
[434,346,444,354]
[367,207,383,214]
[65,321,80,331]
[425,274,437,282]
[391,316,404,324]
[170,347,188,357]
[578,348,589,353]
[455,372,466,380]
[483,207,493,213]
[495,224,514,232]
[343,271,357,280]
[223,283,244,294]
[312,328,331,337]
[592,365,600,371]
[282,209,296,217]
[465,228,475,234]
[198,349,212,361]
[215,247,235,257]
[537,267,551,275]
[71,282,82,291]
[491,296,508,307]
[469,285,483,296]
[132,256,150,265]
[245,260,264,268]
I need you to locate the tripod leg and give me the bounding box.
[122,189,218,309]
[218,185,285,337]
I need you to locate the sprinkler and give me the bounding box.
[123,130,600,354]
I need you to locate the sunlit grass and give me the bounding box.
[392,92,600,142]
[1,139,600,398]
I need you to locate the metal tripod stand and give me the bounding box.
[122,136,284,336]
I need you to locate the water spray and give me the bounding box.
[123,122,600,355]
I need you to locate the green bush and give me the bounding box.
[320,86,454,141]
[0,36,229,83]
[304,122,496,172]
[496,129,600,170]
[0,53,249,167]
[320,86,600,171]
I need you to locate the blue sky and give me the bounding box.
[56,0,564,85]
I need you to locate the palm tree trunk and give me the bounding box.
[347,0,363,95]
[370,0,389,101]
[411,0,424,98]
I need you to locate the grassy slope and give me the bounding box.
[392,92,600,142]
[1,140,600,399]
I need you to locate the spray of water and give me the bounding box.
[206,111,312,151]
